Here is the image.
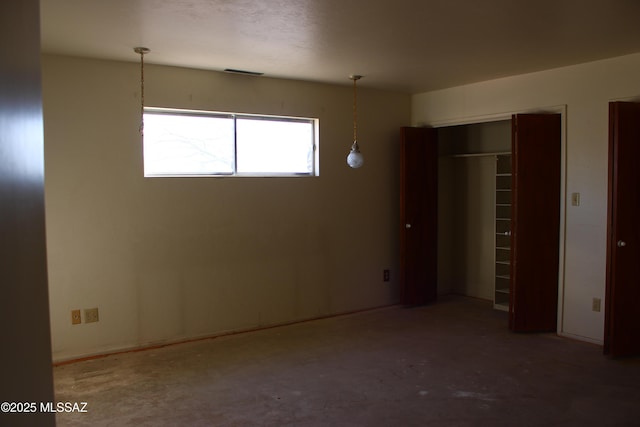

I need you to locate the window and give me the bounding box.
[143,108,318,177]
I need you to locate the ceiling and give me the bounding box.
[40,0,640,93]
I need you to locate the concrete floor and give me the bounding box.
[54,296,640,426]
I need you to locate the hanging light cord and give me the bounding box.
[352,77,358,142]
[350,75,362,144]
[134,47,150,135]
[139,50,144,134]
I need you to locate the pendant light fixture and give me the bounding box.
[346,74,364,168]
[134,47,150,136]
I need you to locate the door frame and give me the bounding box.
[425,105,568,337]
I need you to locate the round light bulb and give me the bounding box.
[346,141,364,168]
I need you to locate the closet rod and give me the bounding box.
[446,151,511,158]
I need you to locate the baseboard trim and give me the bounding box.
[52,303,400,366]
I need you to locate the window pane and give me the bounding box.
[236,118,314,174]
[143,113,234,175]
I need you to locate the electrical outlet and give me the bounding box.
[71,309,81,325]
[84,308,99,323]
[592,298,601,312]
[383,269,390,282]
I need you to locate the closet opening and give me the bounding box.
[436,120,511,310]
[400,112,563,331]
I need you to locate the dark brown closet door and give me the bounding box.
[605,102,640,357]
[510,114,561,332]
[400,126,438,306]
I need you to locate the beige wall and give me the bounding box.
[413,53,640,344]
[438,156,496,300]
[43,55,411,361]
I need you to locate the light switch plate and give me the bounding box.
[571,192,580,206]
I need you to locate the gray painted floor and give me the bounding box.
[54,296,640,426]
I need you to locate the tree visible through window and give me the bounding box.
[143,108,318,177]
